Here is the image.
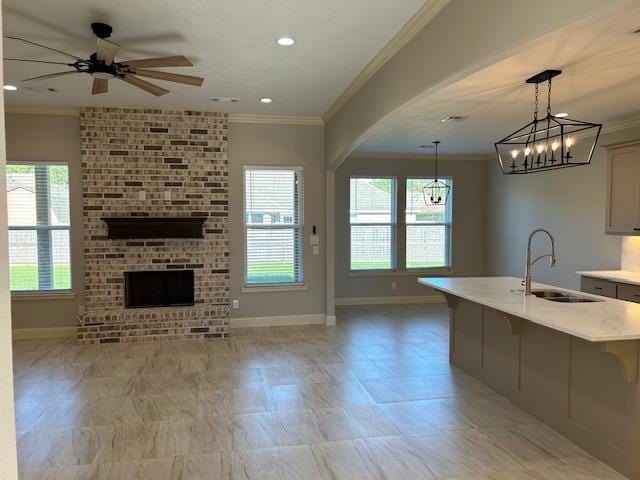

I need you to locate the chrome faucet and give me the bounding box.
[524,228,556,295]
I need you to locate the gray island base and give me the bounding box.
[419,276,640,480]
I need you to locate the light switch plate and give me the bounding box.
[164,191,171,201]
[232,300,239,309]
[139,190,146,201]
[310,235,320,245]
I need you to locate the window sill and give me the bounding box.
[349,268,454,277]
[11,291,76,301]
[242,284,307,293]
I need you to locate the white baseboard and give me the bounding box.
[12,326,76,340]
[230,313,327,328]
[325,315,336,326]
[335,295,444,306]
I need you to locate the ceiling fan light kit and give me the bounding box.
[5,23,205,97]
[494,69,602,175]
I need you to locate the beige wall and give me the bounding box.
[335,155,487,299]
[228,122,326,318]
[486,128,640,290]
[0,9,20,476]
[6,113,83,329]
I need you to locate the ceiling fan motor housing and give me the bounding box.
[88,57,117,79]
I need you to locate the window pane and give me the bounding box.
[244,167,303,286]
[6,164,71,291]
[350,178,394,223]
[245,169,300,225]
[406,178,449,223]
[246,228,302,284]
[6,164,70,227]
[8,229,71,291]
[350,225,392,270]
[406,225,447,269]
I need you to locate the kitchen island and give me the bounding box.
[419,276,640,480]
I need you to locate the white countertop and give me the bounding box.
[577,270,640,286]
[419,276,640,342]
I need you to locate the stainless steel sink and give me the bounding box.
[531,290,603,303]
[545,296,601,303]
[531,290,567,299]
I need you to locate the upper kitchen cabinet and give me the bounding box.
[606,141,640,235]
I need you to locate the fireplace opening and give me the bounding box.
[124,270,194,308]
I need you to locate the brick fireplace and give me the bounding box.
[77,107,229,344]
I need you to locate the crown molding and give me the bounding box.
[602,115,640,136]
[322,0,449,124]
[5,105,80,116]
[347,151,489,161]
[228,114,323,126]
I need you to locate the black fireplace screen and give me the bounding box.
[124,270,194,308]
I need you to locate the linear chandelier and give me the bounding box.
[495,69,602,174]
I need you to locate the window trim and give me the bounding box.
[242,165,304,288]
[6,161,73,295]
[348,175,398,273]
[405,176,453,272]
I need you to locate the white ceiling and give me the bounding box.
[356,6,640,155]
[2,0,425,115]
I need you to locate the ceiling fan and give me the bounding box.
[4,23,204,96]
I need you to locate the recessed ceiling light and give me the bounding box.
[276,36,296,46]
[3,85,17,91]
[554,112,569,118]
[259,97,273,104]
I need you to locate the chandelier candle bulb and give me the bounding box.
[510,149,519,168]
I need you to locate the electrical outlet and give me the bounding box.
[232,299,239,309]
[164,190,171,201]
[78,305,86,315]
[139,190,147,201]
[313,245,320,255]
[391,281,397,290]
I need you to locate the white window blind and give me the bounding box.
[406,178,452,269]
[244,167,304,286]
[6,163,71,291]
[350,177,396,270]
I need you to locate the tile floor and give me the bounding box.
[13,304,626,479]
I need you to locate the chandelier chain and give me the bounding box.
[546,78,552,117]
[533,83,539,120]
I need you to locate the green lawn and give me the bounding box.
[247,263,295,284]
[351,260,445,270]
[10,265,71,291]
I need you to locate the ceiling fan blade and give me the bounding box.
[22,70,80,82]
[96,38,120,65]
[120,74,169,96]
[120,55,193,68]
[5,58,74,66]
[132,69,204,87]
[92,78,109,95]
[5,36,86,62]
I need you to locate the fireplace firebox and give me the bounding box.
[124,270,194,308]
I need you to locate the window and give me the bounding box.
[350,177,396,270]
[6,163,71,292]
[406,177,452,269]
[244,167,303,286]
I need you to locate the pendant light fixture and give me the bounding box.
[422,140,450,205]
[495,70,602,174]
